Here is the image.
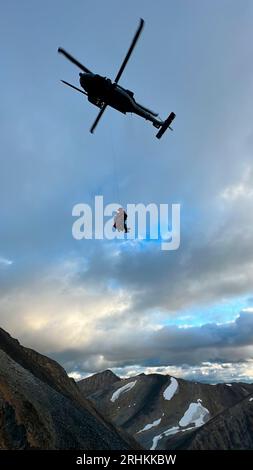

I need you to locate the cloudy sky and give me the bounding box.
[1,0,253,383]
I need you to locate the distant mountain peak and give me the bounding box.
[78,369,120,397]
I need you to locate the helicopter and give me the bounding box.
[58,19,175,139]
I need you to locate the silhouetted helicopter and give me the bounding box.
[58,19,175,139]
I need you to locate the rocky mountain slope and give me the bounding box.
[78,371,253,450]
[169,393,253,450]
[0,328,138,450]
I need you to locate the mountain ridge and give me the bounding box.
[78,369,253,450]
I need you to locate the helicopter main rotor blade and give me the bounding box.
[90,103,108,134]
[61,80,88,95]
[114,18,144,84]
[58,48,92,74]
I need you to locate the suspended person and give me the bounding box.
[113,208,129,233]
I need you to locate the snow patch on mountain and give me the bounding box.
[151,426,180,450]
[110,381,137,402]
[163,377,178,400]
[150,425,196,450]
[137,418,162,434]
[179,401,210,427]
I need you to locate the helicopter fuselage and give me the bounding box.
[79,72,160,125]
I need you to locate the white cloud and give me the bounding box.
[221,183,253,201]
[68,371,83,381]
[111,360,253,384]
[242,307,253,313]
[0,256,13,267]
[220,166,253,201]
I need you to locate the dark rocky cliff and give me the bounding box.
[0,328,138,450]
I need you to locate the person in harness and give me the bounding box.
[113,208,129,233]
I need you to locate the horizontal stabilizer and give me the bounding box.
[156,112,176,139]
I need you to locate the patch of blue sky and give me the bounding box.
[158,296,251,328]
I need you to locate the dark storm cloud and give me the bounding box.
[77,213,253,314]
[51,310,253,374]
